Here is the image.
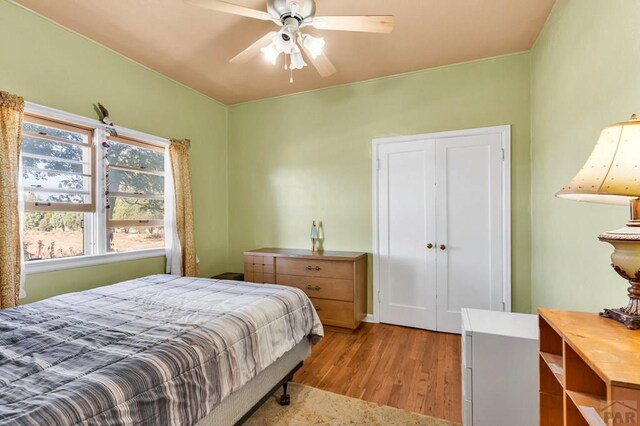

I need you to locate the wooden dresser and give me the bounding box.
[244,248,367,331]
[538,308,640,426]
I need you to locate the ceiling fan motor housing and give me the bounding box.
[267,0,315,23]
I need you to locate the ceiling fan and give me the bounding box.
[186,0,394,81]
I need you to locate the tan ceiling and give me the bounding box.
[15,0,555,105]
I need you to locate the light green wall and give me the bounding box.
[228,53,533,313]
[530,0,640,312]
[15,0,619,315]
[0,0,228,303]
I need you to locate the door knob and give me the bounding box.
[426,243,433,249]
[440,244,446,250]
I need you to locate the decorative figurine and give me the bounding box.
[310,220,319,253]
[96,102,118,136]
[316,221,324,251]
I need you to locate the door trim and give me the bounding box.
[371,125,512,323]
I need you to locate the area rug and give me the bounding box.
[245,383,460,425]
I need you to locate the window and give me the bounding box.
[22,114,94,261]
[20,105,168,273]
[105,135,165,253]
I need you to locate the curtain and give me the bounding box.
[168,138,199,277]
[0,91,24,309]
[164,144,182,275]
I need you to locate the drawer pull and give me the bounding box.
[306,285,321,291]
[306,265,321,271]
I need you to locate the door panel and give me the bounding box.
[378,140,437,330]
[435,133,504,333]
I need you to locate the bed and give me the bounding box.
[0,274,323,425]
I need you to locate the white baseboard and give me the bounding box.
[363,314,377,323]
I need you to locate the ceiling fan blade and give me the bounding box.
[298,38,336,77]
[308,15,394,33]
[185,0,273,21]
[230,32,277,64]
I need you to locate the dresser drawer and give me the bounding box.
[277,258,353,280]
[309,298,354,327]
[245,255,274,267]
[244,255,274,283]
[277,274,354,302]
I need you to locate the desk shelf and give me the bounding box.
[538,309,640,426]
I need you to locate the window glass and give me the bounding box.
[109,197,164,221]
[106,136,165,253]
[23,154,85,175]
[22,137,85,163]
[108,227,165,253]
[23,122,86,143]
[23,171,90,192]
[23,212,84,260]
[21,116,93,212]
[109,169,164,195]
[25,190,90,204]
[108,140,164,171]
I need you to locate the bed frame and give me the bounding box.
[196,338,311,426]
[233,361,303,425]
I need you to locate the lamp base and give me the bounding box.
[599,226,640,331]
[600,307,640,330]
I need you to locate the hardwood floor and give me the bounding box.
[294,322,462,423]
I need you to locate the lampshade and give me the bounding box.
[557,115,640,206]
[260,42,280,65]
[300,33,325,59]
[273,29,295,54]
[289,47,307,70]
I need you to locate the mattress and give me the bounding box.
[0,274,323,425]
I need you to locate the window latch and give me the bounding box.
[138,220,150,224]
[34,202,52,207]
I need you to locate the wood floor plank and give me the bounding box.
[294,323,462,424]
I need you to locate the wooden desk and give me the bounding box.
[539,308,640,426]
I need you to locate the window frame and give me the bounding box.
[105,134,165,231]
[22,114,96,213]
[23,102,169,275]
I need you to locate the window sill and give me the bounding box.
[24,248,165,275]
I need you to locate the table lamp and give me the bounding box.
[557,114,640,329]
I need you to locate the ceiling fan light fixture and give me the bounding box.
[191,0,393,79]
[301,33,325,59]
[260,42,280,64]
[274,28,295,53]
[289,46,307,70]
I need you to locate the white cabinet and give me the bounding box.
[461,308,538,426]
[374,126,510,333]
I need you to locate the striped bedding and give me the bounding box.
[0,274,323,425]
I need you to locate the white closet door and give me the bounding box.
[378,140,437,330]
[434,133,504,333]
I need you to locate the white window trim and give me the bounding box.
[23,102,169,275]
[24,248,166,274]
